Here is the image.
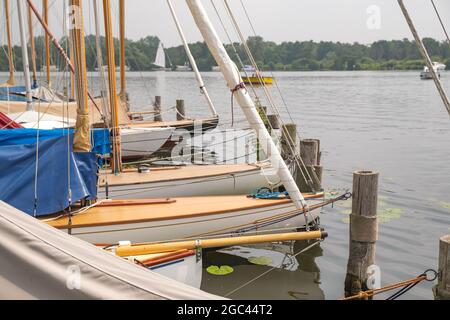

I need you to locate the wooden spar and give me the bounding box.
[166,0,218,117]
[16,0,33,111]
[119,0,126,98]
[103,0,122,173]
[27,3,38,87]
[397,0,450,117]
[70,0,91,152]
[115,230,327,256]
[26,0,103,114]
[43,0,51,85]
[186,0,308,211]
[4,0,15,86]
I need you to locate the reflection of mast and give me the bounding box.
[27,3,38,88]
[4,0,15,86]
[103,0,122,173]
[70,0,91,152]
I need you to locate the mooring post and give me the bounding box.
[344,171,379,299]
[281,123,297,159]
[434,235,450,300]
[154,95,162,122]
[267,114,280,130]
[296,139,323,192]
[176,99,186,121]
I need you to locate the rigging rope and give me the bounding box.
[431,0,450,44]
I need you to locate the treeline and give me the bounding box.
[1,35,449,72]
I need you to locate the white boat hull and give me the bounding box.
[58,200,320,244]
[120,127,174,158]
[97,166,278,199]
[150,254,202,289]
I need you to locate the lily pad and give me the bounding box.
[378,208,403,223]
[206,265,234,276]
[439,202,450,210]
[248,256,273,266]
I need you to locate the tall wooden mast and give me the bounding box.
[70,0,91,152]
[4,0,15,86]
[27,2,38,88]
[119,0,126,99]
[103,0,122,173]
[43,0,51,85]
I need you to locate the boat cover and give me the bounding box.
[0,201,220,299]
[0,128,111,155]
[0,135,97,216]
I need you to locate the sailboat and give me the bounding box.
[34,0,338,246]
[420,62,446,80]
[153,42,167,70]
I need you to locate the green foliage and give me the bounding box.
[2,35,449,72]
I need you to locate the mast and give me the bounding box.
[119,0,127,101]
[16,0,33,111]
[69,0,91,152]
[93,0,110,125]
[103,0,122,173]
[43,0,51,85]
[27,2,38,88]
[397,0,450,117]
[185,0,308,210]
[4,0,15,86]
[166,0,218,117]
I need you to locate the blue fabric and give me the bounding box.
[0,128,111,155]
[0,135,98,216]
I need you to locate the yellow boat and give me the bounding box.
[242,75,273,85]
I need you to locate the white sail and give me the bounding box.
[154,42,166,69]
[185,0,308,210]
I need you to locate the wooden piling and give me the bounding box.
[344,171,379,298]
[267,114,280,130]
[176,99,186,121]
[434,235,450,300]
[281,123,297,159]
[154,96,162,122]
[296,139,323,192]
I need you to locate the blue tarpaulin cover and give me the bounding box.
[0,135,98,216]
[0,128,111,155]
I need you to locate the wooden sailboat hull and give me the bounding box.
[98,163,279,199]
[44,195,322,244]
[120,127,174,158]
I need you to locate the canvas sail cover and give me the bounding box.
[0,201,220,299]
[0,134,97,216]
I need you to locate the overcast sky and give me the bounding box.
[3,0,450,46]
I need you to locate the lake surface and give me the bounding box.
[2,70,450,299]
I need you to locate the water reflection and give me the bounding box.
[201,240,325,300]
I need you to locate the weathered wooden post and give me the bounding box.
[281,123,297,159]
[176,99,186,121]
[267,114,280,130]
[434,235,450,300]
[154,95,162,122]
[296,139,323,192]
[344,171,379,298]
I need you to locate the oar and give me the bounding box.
[114,230,327,257]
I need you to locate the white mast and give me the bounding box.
[185,0,307,210]
[16,0,33,111]
[167,0,218,117]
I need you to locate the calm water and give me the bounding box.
[2,71,450,299]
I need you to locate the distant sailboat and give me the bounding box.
[153,42,167,70]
